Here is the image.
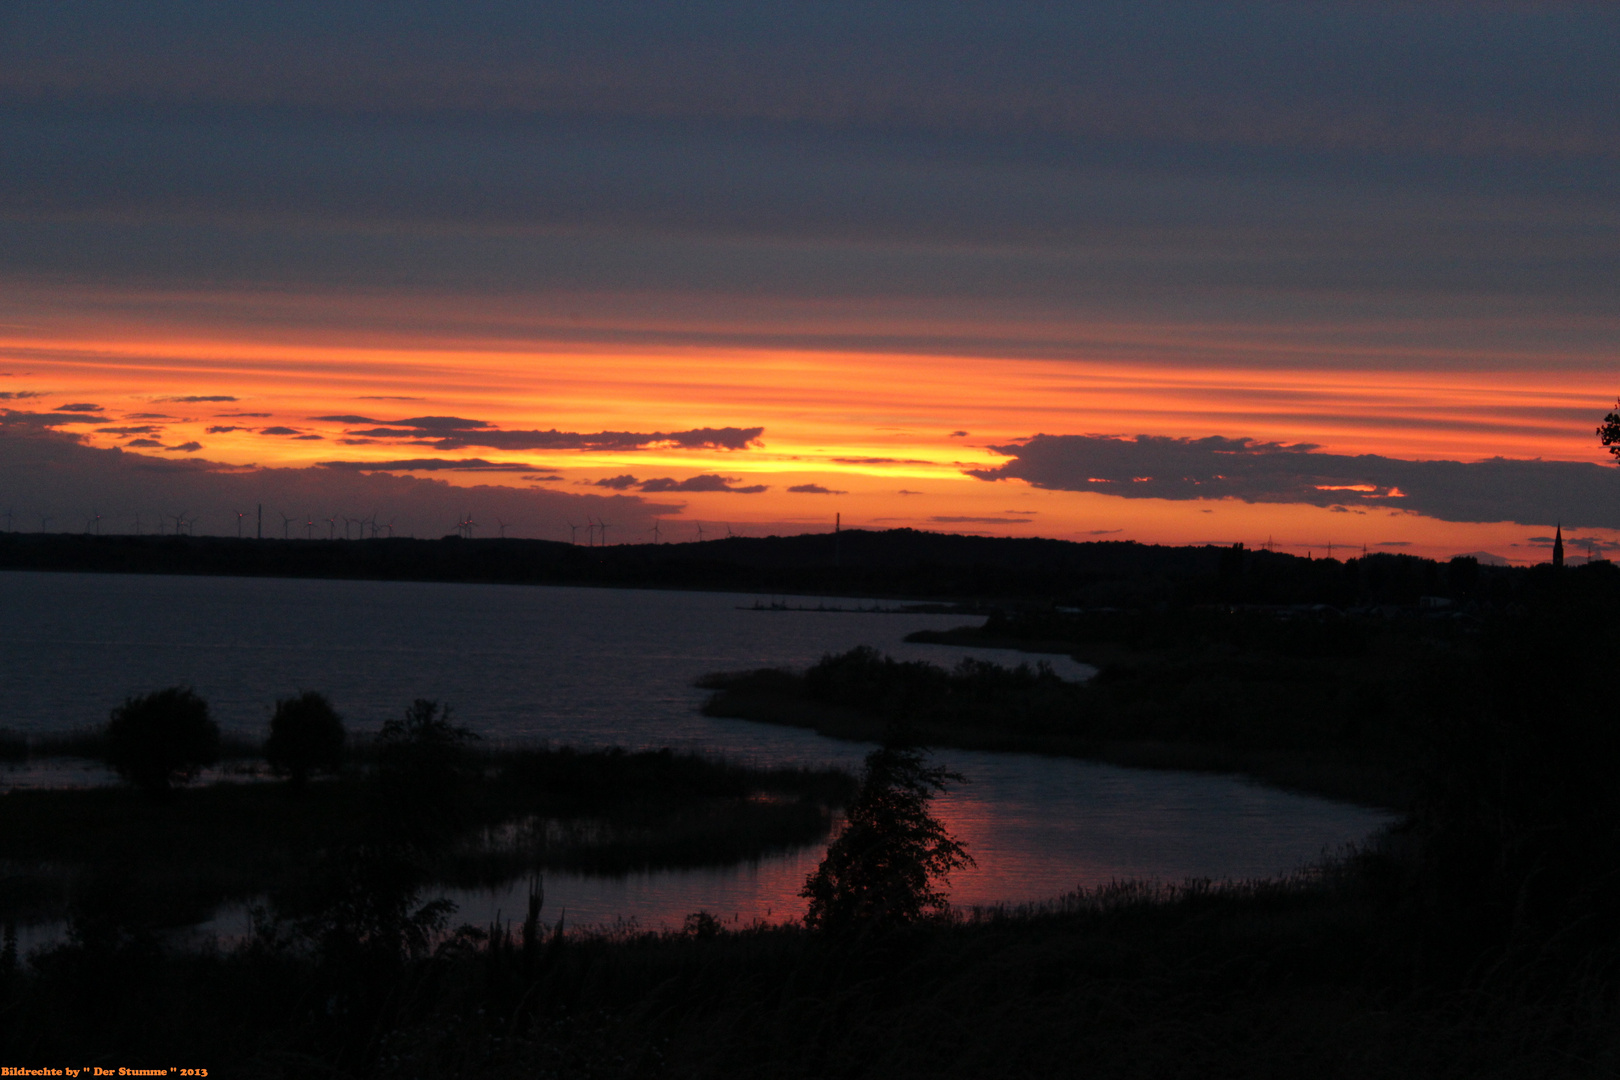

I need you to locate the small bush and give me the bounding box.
[377,700,478,783]
[265,690,346,787]
[375,699,480,836]
[104,686,220,797]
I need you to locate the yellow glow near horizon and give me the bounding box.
[3,300,1616,563]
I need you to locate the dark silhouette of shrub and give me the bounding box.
[802,740,973,931]
[104,686,220,797]
[377,699,478,783]
[294,845,455,966]
[264,690,346,787]
[800,645,1082,736]
[375,699,480,836]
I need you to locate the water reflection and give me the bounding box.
[0,571,1035,752]
[439,751,1388,933]
[0,570,1390,936]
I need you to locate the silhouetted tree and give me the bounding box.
[1599,398,1620,462]
[264,690,346,787]
[802,741,973,931]
[295,845,454,966]
[104,686,220,797]
[375,699,480,835]
[378,699,478,781]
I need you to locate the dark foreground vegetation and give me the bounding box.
[5,560,1620,1074]
[0,693,854,940]
[3,856,1615,1077]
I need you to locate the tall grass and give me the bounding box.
[5,849,1610,1077]
[0,746,856,931]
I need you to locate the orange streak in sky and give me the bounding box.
[3,286,1615,563]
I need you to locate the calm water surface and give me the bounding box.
[0,570,1391,931]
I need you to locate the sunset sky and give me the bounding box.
[2,3,1616,562]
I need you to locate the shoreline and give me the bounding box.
[702,689,1408,811]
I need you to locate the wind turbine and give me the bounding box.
[597,518,611,546]
[87,509,103,535]
[235,511,247,538]
[305,516,315,540]
[280,512,294,539]
[695,522,705,541]
[325,516,337,540]
[648,521,662,543]
[566,520,581,544]
[496,517,511,538]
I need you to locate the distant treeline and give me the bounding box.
[0,527,1558,605]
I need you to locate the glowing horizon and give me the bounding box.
[4,295,1617,564]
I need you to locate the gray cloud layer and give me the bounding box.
[592,473,767,494]
[321,416,764,453]
[0,427,666,540]
[0,3,1613,361]
[971,435,1620,530]
[318,458,539,473]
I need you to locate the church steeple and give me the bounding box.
[1553,522,1565,569]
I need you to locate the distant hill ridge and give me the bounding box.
[0,527,1540,606]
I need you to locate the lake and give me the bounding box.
[0,570,1391,932]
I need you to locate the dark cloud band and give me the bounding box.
[318,458,539,473]
[316,416,764,453]
[970,434,1620,530]
[589,473,766,494]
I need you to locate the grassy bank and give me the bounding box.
[3,856,1613,1078]
[701,639,1413,808]
[0,746,855,929]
